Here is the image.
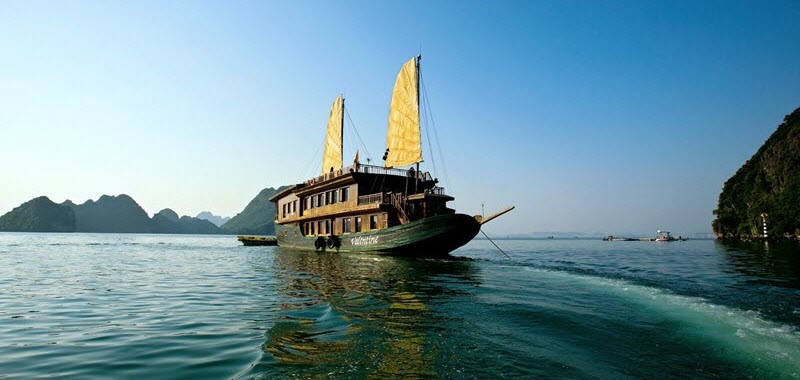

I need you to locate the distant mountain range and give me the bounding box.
[195,211,230,227]
[0,186,288,235]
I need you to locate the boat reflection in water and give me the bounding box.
[247,247,480,378]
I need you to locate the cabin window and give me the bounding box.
[341,187,349,202]
[325,220,331,234]
[331,190,338,204]
[317,194,324,207]
[370,215,378,230]
[282,204,286,218]
[316,221,321,235]
[342,218,351,233]
[325,191,331,205]
[355,217,362,232]
[310,222,315,235]
[293,200,297,213]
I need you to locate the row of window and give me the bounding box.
[304,214,379,236]
[304,187,350,211]
[280,187,352,220]
[281,200,298,219]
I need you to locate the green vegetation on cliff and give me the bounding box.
[222,186,287,235]
[713,107,800,239]
[0,196,76,232]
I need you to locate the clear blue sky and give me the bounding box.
[1,1,799,235]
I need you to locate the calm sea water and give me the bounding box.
[1,233,799,379]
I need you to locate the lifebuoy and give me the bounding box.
[314,238,323,250]
[326,236,334,249]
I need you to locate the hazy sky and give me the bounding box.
[2,1,799,235]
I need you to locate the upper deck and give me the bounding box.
[269,163,435,202]
[271,163,453,229]
[307,164,434,189]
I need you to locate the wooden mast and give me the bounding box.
[341,95,345,169]
[415,55,421,193]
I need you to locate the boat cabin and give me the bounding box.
[270,163,454,237]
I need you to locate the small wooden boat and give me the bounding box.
[237,236,278,246]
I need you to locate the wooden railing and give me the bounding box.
[356,164,434,181]
[357,193,386,205]
[306,164,434,186]
[428,186,446,195]
[356,192,411,223]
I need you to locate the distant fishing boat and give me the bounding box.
[269,56,513,255]
[655,230,686,241]
[603,235,636,241]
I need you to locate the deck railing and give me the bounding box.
[356,164,432,179]
[427,186,445,195]
[307,164,434,186]
[357,193,386,205]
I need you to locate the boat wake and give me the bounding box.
[521,266,800,378]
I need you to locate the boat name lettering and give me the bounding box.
[351,236,379,246]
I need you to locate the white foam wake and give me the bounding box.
[524,266,800,378]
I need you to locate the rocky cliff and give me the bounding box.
[713,107,800,240]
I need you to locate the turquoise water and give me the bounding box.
[1,233,799,379]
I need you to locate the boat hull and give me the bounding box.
[275,213,480,256]
[237,236,278,246]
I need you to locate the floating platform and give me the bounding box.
[237,236,278,246]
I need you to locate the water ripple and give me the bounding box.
[0,233,799,378]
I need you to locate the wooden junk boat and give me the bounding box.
[270,56,512,255]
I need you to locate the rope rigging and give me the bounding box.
[300,135,327,180]
[481,229,512,259]
[344,107,372,163]
[420,71,454,205]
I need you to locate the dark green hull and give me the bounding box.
[275,213,480,256]
[237,236,278,246]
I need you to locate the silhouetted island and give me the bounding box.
[220,186,288,236]
[0,196,76,232]
[0,194,222,234]
[0,187,289,235]
[195,211,230,227]
[713,107,800,240]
